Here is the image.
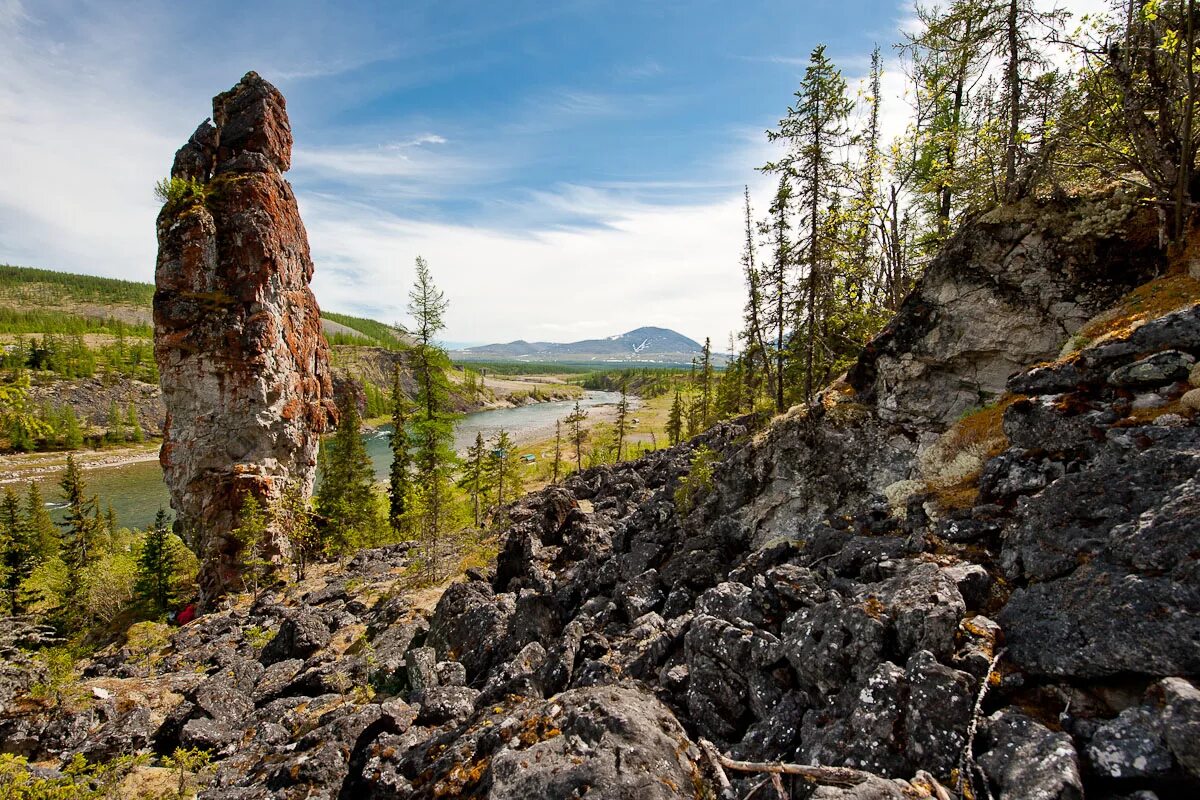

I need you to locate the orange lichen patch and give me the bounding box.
[433,756,492,798]
[1073,275,1200,347]
[943,395,1023,462]
[930,475,982,512]
[514,714,562,747]
[1113,399,1194,427]
[862,596,887,620]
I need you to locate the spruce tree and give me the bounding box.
[387,365,412,535]
[614,377,630,462]
[666,387,684,446]
[25,482,58,563]
[315,390,379,552]
[564,401,589,471]
[59,453,98,606]
[1,488,32,614]
[487,428,523,516]
[458,432,489,528]
[551,420,563,483]
[135,508,176,612]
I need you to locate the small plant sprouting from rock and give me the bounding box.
[161,746,214,799]
[674,445,717,516]
[154,176,209,213]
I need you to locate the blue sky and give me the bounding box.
[0,0,912,344]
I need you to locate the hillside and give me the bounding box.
[455,325,726,365]
[0,263,405,348]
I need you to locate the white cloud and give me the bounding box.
[301,187,749,346]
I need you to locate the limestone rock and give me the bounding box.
[154,71,335,605]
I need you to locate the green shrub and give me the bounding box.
[153,176,209,212]
[674,445,717,516]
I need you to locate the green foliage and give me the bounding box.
[59,454,99,614]
[388,366,412,535]
[486,428,523,520]
[0,751,145,799]
[154,176,210,212]
[407,257,462,580]
[278,484,319,582]
[674,445,718,516]
[135,509,177,613]
[231,494,273,600]
[316,392,385,553]
[563,400,589,471]
[161,746,214,798]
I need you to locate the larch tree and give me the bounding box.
[551,420,564,483]
[614,376,630,462]
[407,257,460,578]
[564,400,589,470]
[388,364,412,535]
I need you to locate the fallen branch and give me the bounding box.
[700,739,736,800]
[699,739,871,788]
[956,647,1007,798]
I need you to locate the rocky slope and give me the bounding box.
[2,194,1198,799]
[154,72,336,605]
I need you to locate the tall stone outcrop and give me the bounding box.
[154,72,335,606]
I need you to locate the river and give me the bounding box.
[35,390,622,531]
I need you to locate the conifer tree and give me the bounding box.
[387,365,412,535]
[279,484,318,582]
[135,508,176,612]
[61,406,83,450]
[1,488,32,614]
[407,257,460,578]
[315,390,379,551]
[487,428,522,516]
[105,401,125,444]
[564,401,589,471]
[614,377,630,462]
[740,186,772,402]
[551,420,563,483]
[59,453,98,606]
[25,482,58,562]
[458,432,489,528]
[232,494,272,600]
[698,339,714,429]
[760,178,792,413]
[126,404,144,444]
[666,387,685,446]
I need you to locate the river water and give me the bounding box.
[37,390,621,532]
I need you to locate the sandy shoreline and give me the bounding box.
[0,444,161,486]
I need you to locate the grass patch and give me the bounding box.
[1066,274,1200,355]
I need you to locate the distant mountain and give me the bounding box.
[453,326,726,365]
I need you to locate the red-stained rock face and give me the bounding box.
[154,71,335,607]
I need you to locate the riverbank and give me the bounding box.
[0,442,161,486]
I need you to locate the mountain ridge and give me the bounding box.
[454,325,726,365]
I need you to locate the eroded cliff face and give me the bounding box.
[154,72,335,606]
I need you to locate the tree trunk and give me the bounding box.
[1177,0,1196,241]
[1004,0,1021,199]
